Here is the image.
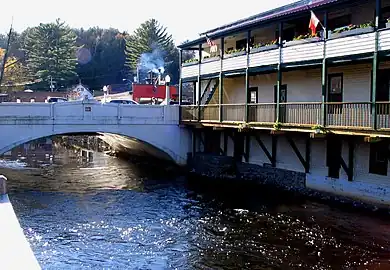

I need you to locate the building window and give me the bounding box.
[249,87,258,103]
[328,74,343,114]
[369,141,389,176]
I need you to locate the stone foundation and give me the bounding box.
[189,153,390,214]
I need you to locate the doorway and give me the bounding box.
[247,87,258,122]
[274,84,287,122]
[327,74,343,114]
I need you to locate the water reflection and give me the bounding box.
[2,141,390,269]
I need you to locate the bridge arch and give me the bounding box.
[0,124,190,165]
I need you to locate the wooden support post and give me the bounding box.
[372,0,381,130]
[348,138,355,182]
[192,81,196,107]
[305,135,311,173]
[321,11,328,126]
[223,130,228,156]
[219,131,225,156]
[219,37,224,122]
[192,129,197,154]
[245,30,251,123]
[244,134,250,162]
[286,135,310,173]
[179,49,183,106]
[276,22,283,122]
[197,44,202,121]
[271,135,277,167]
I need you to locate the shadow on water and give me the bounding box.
[2,141,390,269]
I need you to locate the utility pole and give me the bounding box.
[0,19,13,89]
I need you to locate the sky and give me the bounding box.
[0,0,297,45]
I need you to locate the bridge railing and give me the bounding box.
[0,101,180,124]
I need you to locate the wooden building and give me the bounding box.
[178,0,390,207]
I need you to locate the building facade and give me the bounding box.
[178,0,390,207]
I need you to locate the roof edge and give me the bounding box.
[179,0,344,49]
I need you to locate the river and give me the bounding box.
[1,140,390,269]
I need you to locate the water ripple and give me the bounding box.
[2,148,390,269]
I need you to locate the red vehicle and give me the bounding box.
[132,83,178,104]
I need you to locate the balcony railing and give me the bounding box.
[181,102,390,131]
[377,102,390,129]
[199,104,219,122]
[180,105,198,121]
[280,102,322,126]
[248,103,276,123]
[181,28,390,79]
[222,104,246,122]
[326,102,372,128]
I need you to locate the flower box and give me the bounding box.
[182,61,199,67]
[328,27,374,39]
[202,56,220,63]
[284,37,321,47]
[250,44,279,53]
[224,50,246,59]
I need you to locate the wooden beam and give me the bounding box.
[254,135,274,166]
[270,130,285,135]
[213,127,225,131]
[339,139,354,181]
[286,136,310,173]
[364,136,383,143]
[310,133,327,139]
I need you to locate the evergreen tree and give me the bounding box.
[24,19,78,88]
[125,19,179,83]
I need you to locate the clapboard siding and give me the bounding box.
[379,28,390,51]
[181,64,199,78]
[200,60,220,75]
[326,33,375,58]
[282,42,324,63]
[222,55,247,71]
[249,49,279,67]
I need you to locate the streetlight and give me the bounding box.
[165,75,171,105]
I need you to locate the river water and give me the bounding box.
[1,142,390,269]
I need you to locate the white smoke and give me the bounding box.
[139,48,165,74]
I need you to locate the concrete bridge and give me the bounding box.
[0,100,191,165]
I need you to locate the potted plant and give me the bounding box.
[224,48,246,58]
[202,54,220,63]
[328,22,374,39]
[284,32,321,47]
[182,58,199,66]
[273,121,282,131]
[250,39,278,53]
[311,124,327,134]
[238,122,250,132]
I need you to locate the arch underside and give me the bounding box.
[0,129,177,164]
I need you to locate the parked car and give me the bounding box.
[45,97,68,103]
[106,99,139,105]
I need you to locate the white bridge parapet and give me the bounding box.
[0,101,191,165]
[0,100,179,125]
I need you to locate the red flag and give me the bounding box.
[309,11,320,35]
[205,34,216,47]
